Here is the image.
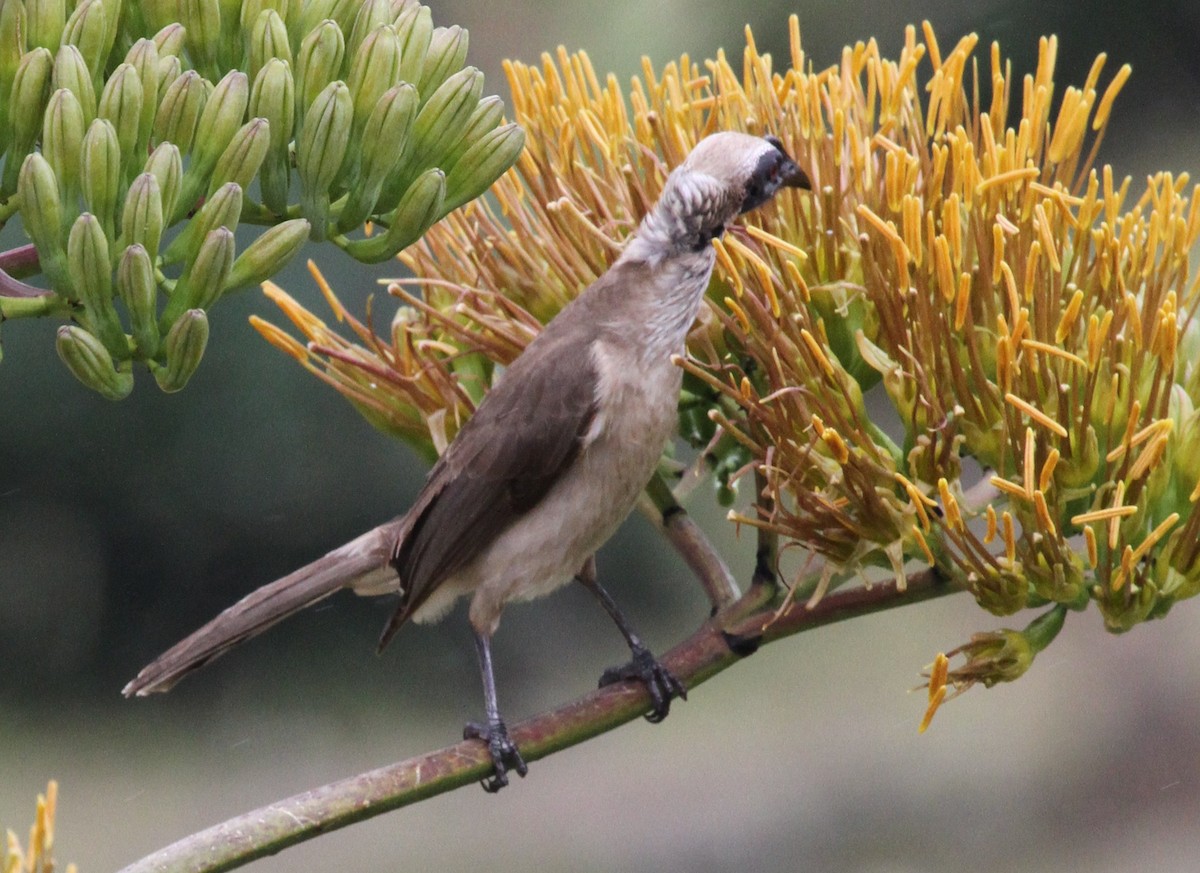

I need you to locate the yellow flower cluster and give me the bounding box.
[258,19,1200,675]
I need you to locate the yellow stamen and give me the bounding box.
[745,224,809,262]
[990,475,1032,501]
[976,166,1039,195]
[1006,393,1068,438]
[1109,481,1127,549]
[938,478,963,531]
[1054,287,1085,343]
[800,328,836,376]
[1039,449,1060,492]
[1002,511,1017,563]
[912,524,937,565]
[1128,513,1180,565]
[1084,526,1098,567]
[1033,490,1057,537]
[1023,426,1036,495]
[249,315,309,362]
[919,652,950,733]
[1020,338,1087,367]
[1072,505,1138,525]
[1093,63,1132,129]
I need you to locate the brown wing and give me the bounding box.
[379,327,599,645]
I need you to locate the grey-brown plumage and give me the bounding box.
[124,131,809,790]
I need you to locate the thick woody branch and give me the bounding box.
[118,567,955,873]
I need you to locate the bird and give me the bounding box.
[123,131,810,791]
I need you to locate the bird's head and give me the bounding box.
[647,132,811,254]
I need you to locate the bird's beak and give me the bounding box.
[763,134,811,191]
[781,158,811,190]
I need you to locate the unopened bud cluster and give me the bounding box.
[0,0,522,396]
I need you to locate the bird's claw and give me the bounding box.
[598,646,687,723]
[463,719,528,793]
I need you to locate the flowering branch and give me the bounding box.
[256,18,1200,722]
[118,568,955,873]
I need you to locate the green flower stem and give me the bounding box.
[643,471,740,609]
[117,568,956,873]
[0,292,69,319]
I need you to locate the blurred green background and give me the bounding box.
[4,1,1200,870]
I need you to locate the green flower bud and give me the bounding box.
[117,243,160,358]
[81,118,121,239]
[18,153,71,288]
[118,172,164,261]
[417,25,468,98]
[347,24,402,137]
[161,181,242,266]
[393,3,432,87]
[2,47,54,194]
[172,226,235,314]
[294,0,339,38]
[0,0,26,112]
[143,141,182,225]
[67,213,126,355]
[295,19,345,125]
[27,0,67,54]
[155,53,182,97]
[151,22,187,58]
[51,43,97,122]
[154,69,207,156]
[56,324,134,400]
[410,66,482,166]
[361,82,419,181]
[208,117,270,195]
[441,94,504,171]
[345,0,392,64]
[248,9,292,82]
[240,0,291,33]
[97,63,145,175]
[327,0,365,33]
[341,166,443,263]
[42,87,87,203]
[62,0,114,86]
[154,308,209,393]
[177,70,249,220]
[217,0,244,68]
[179,0,221,79]
[441,96,501,169]
[249,57,295,214]
[335,82,418,231]
[297,80,352,238]
[441,121,524,213]
[225,218,311,291]
[123,39,161,161]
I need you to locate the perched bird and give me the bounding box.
[124,131,810,791]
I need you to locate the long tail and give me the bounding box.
[123,520,403,697]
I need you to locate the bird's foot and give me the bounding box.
[463,718,528,793]
[598,645,687,723]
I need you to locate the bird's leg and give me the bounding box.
[462,630,527,793]
[576,555,686,723]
